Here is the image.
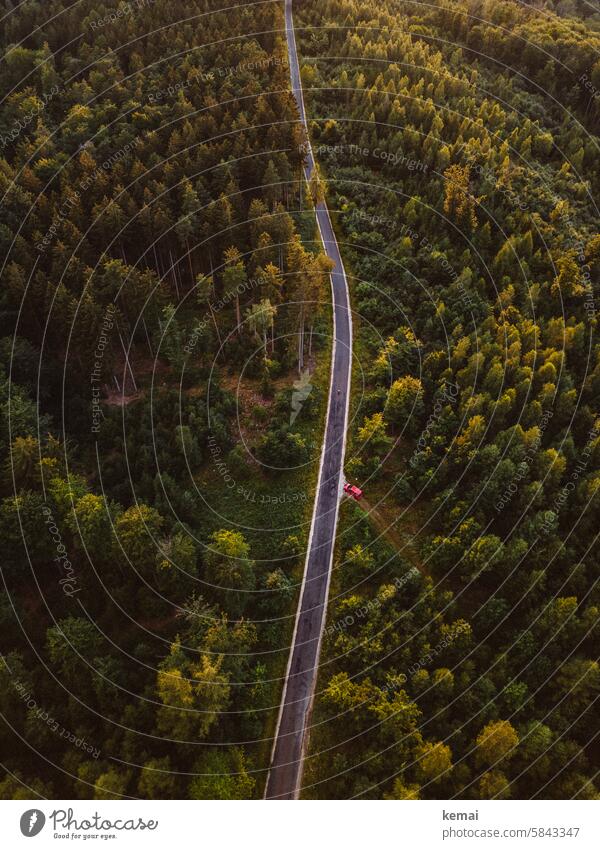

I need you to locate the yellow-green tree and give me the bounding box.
[476,720,519,767]
[443,164,477,230]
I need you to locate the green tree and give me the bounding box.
[385,777,421,799]
[246,298,277,358]
[160,304,186,372]
[94,768,130,800]
[113,504,163,575]
[46,617,103,691]
[196,273,221,345]
[6,435,39,488]
[475,720,519,767]
[66,493,113,555]
[204,529,256,618]
[344,543,375,581]
[222,246,247,332]
[384,376,424,434]
[417,740,453,783]
[479,770,511,799]
[189,748,255,799]
[176,178,200,282]
[443,164,477,229]
[138,757,177,799]
[156,640,230,740]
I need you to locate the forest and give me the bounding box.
[0,0,599,801]
[0,0,333,799]
[296,0,600,799]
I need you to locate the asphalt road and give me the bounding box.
[264,0,352,800]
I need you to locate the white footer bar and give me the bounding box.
[1,799,598,848]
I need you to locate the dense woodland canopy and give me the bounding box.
[0,0,599,801]
[0,0,333,799]
[297,0,600,800]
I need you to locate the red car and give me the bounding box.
[344,482,363,501]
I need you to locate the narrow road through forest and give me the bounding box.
[264,0,353,800]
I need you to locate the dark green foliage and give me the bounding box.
[298,0,600,801]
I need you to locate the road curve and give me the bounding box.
[264,0,353,800]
